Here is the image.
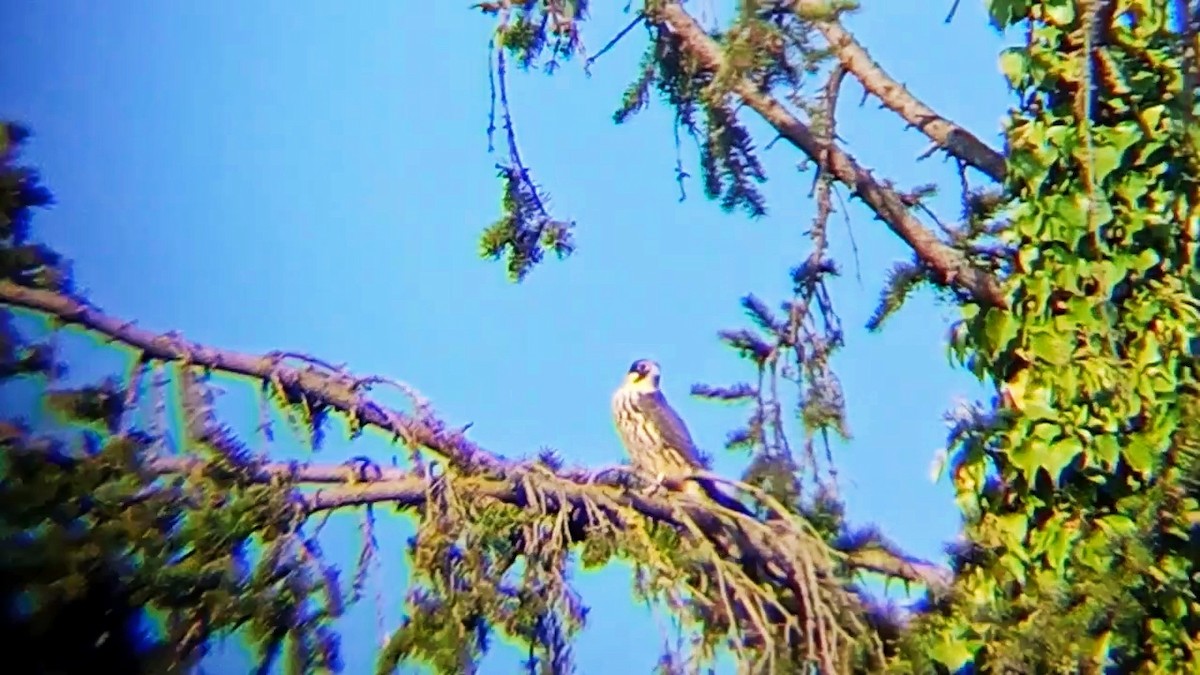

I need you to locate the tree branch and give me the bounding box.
[2,280,951,592]
[653,3,1007,308]
[146,455,952,591]
[0,281,503,473]
[803,6,1007,182]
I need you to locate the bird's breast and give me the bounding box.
[611,389,660,451]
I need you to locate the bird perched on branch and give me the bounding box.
[611,358,750,515]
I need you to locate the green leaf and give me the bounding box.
[1030,331,1070,365]
[1008,148,1049,190]
[1009,438,1047,483]
[1136,332,1162,368]
[929,635,979,671]
[1115,173,1150,208]
[1041,518,1075,573]
[1023,401,1058,421]
[1139,104,1166,131]
[1088,191,1114,228]
[1151,369,1177,393]
[1165,595,1187,621]
[989,0,1031,26]
[1092,260,1124,296]
[1053,193,1089,229]
[1092,434,1120,467]
[1130,297,1160,324]
[1097,514,1137,538]
[1045,124,1078,155]
[997,550,1028,583]
[1043,0,1075,24]
[1076,529,1115,571]
[1089,145,1122,185]
[1044,436,1082,482]
[1066,298,1097,325]
[998,48,1029,87]
[1023,272,1052,310]
[1030,421,1061,440]
[1016,245,1039,273]
[1122,434,1157,474]
[994,512,1030,549]
[1107,121,1143,154]
[984,308,1018,355]
[1132,248,1160,273]
[1054,263,1085,292]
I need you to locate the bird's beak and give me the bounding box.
[625,370,644,385]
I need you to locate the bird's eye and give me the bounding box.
[629,361,644,375]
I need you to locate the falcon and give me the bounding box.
[611,358,748,513]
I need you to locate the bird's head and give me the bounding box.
[622,358,662,392]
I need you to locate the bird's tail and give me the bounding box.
[686,477,754,518]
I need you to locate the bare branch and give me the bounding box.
[805,8,1008,182]
[843,548,953,590]
[652,3,1007,308]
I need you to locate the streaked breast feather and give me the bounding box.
[612,389,661,469]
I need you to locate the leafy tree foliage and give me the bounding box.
[2,1,1198,673]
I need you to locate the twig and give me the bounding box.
[585,13,645,74]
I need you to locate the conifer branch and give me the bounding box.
[652,2,1007,308]
[0,280,503,473]
[2,280,949,591]
[148,454,951,591]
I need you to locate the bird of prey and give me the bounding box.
[611,358,748,514]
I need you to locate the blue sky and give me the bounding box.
[2,1,1013,672]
